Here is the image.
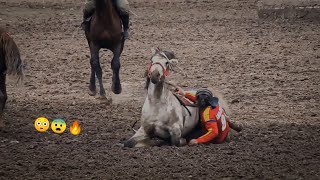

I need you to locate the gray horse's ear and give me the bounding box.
[151,47,160,55]
[168,59,178,72]
[151,48,157,55]
[169,59,178,64]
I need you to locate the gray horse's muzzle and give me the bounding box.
[150,70,162,84]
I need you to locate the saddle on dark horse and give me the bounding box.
[81,0,129,37]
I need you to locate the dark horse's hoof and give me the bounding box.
[112,83,122,94]
[88,88,97,96]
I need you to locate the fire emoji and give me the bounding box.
[70,120,81,136]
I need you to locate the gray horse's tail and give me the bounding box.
[1,31,24,83]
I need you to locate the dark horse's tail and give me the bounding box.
[0,28,24,83]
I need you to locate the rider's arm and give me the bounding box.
[196,121,218,143]
[196,107,219,143]
[177,87,197,103]
[184,91,197,103]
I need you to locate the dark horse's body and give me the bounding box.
[0,27,23,115]
[85,0,125,97]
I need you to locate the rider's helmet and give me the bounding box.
[196,88,218,109]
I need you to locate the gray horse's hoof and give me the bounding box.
[179,138,187,146]
[123,140,135,148]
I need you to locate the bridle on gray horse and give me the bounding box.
[131,52,198,131]
[148,52,196,116]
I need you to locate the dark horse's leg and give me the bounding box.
[0,74,7,113]
[0,82,4,128]
[111,42,123,94]
[88,43,97,96]
[89,43,106,98]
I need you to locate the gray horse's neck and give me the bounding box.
[147,81,170,102]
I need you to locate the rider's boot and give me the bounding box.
[120,14,129,39]
[228,119,244,132]
[81,9,93,31]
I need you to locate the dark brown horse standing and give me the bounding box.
[85,0,125,98]
[0,27,24,125]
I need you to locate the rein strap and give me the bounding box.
[173,93,192,116]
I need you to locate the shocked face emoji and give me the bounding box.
[34,117,50,132]
[51,119,67,134]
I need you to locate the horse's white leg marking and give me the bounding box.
[124,126,152,148]
[168,123,183,146]
[131,127,148,140]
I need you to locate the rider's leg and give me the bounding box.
[225,129,241,142]
[116,0,130,39]
[82,0,95,31]
[228,119,244,132]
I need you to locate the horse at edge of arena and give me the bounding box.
[0,27,24,127]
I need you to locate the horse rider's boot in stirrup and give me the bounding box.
[81,10,93,31]
[120,14,129,39]
[81,19,89,31]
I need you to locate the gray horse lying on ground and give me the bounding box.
[124,48,199,147]
[124,48,243,147]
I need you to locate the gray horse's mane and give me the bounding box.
[144,49,176,89]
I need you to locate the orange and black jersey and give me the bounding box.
[184,91,229,143]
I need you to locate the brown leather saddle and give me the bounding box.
[173,93,197,116]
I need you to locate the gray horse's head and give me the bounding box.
[146,48,178,86]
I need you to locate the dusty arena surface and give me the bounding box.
[0,0,319,179]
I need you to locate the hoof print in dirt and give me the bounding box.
[98,97,112,105]
[88,89,97,96]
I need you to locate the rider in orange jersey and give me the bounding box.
[177,88,231,145]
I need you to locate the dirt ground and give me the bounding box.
[0,0,319,179]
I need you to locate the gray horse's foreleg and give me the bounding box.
[111,44,122,94]
[124,127,151,148]
[169,125,185,146]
